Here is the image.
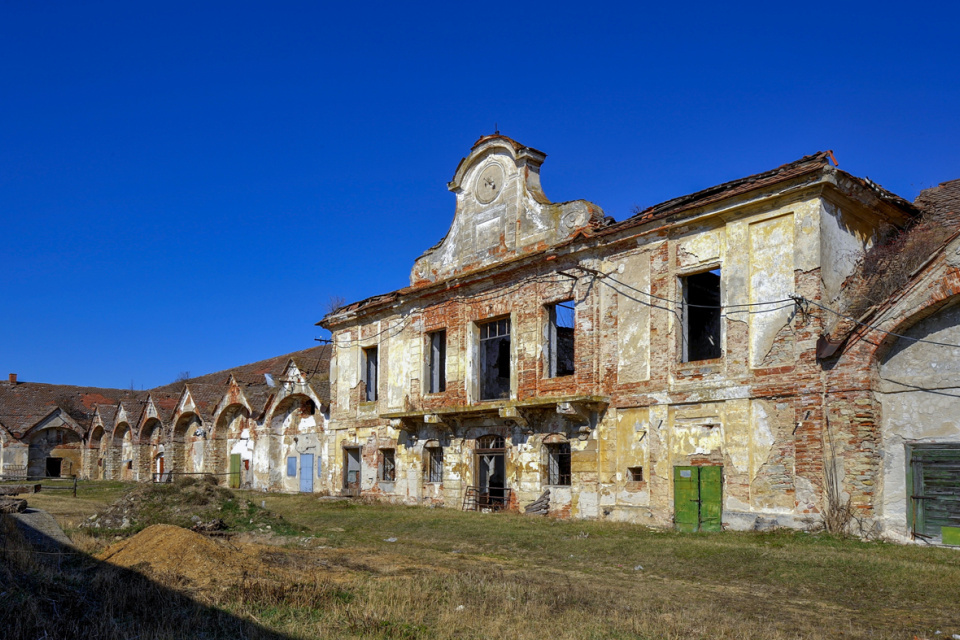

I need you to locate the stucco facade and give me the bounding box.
[319,135,953,537]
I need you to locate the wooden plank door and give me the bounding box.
[229,454,241,489]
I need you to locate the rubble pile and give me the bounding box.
[81,475,293,535]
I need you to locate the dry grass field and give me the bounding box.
[3,480,960,639]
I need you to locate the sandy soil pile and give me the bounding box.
[96,524,263,588]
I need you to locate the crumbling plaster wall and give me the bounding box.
[325,173,900,531]
[877,301,960,539]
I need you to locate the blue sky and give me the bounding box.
[2,2,958,389]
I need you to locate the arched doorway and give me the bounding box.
[138,419,163,482]
[86,426,104,479]
[28,427,82,478]
[172,413,201,476]
[267,395,317,490]
[211,405,248,487]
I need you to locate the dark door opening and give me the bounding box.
[475,434,507,510]
[45,457,62,478]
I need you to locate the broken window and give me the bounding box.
[479,318,511,400]
[546,442,571,486]
[681,269,722,362]
[427,330,446,393]
[379,448,396,482]
[362,346,378,401]
[627,466,643,482]
[546,301,576,377]
[425,445,443,483]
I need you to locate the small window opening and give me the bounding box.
[547,301,576,377]
[479,318,511,400]
[627,466,644,482]
[547,442,571,486]
[362,346,378,401]
[682,269,722,362]
[287,457,297,477]
[428,330,446,393]
[426,446,443,483]
[380,448,396,482]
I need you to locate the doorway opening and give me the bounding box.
[45,457,62,478]
[343,447,361,497]
[465,434,509,511]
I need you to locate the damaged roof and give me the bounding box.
[0,382,143,437]
[322,151,919,323]
[915,178,960,223]
[1,345,332,437]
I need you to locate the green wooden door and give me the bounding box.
[908,445,960,538]
[674,467,700,532]
[229,454,241,489]
[699,465,723,532]
[674,465,723,532]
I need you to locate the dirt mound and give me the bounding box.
[81,476,297,536]
[97,524,260,588]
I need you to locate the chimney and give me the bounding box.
[8,373,17,385]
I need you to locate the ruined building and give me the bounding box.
[3,137,959,543]
[319,135,960,542]
[0,347,331,493]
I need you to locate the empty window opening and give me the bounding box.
[628,466,644,482]
[426,446,443,483]
[287,457,297,477]
[428,330,446,393]
[547,301,576,377]
[682,269,722,362]
[547,442,571,486]
[362,346,378,402]
[479,318,511,400]
[380,448,396,482]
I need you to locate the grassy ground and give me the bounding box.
[7,482,960,639]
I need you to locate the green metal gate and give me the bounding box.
[674,465,723,532]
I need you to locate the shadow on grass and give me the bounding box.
[1,512,293,640]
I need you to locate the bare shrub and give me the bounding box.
[844,215,956,319]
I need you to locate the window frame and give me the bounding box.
[379,448,396,483]
[425,445,443,483]
[546,441,572,486]
[545,300,576,378]
[362,346,379,402]
[680,268,723,363]
[427,330,447,394]
[478,316,512,401]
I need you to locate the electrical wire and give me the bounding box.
[799,296,960,349]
